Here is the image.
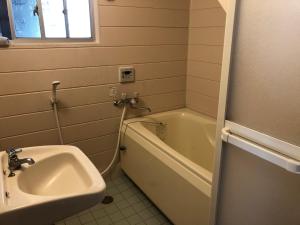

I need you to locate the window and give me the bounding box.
[1,0,93,40]
[0,0,12,39]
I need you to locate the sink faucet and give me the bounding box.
[6,148,35,177]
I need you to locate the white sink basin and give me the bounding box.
[0,145,106,225]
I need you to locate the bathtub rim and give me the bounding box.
[122,108,215,185]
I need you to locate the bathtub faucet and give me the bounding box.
[113,92,152,112]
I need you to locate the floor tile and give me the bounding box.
[121,207,136,217]
[96,217,113,225]
[91,208,106,219]
[145,217,161,225]
[56,172,172,225]
[109,210,125,223]
[126,214,143,225]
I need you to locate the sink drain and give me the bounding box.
[102,195,114,204]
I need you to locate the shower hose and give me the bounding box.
[53,101,64,145]
[101,105,127,176]
[53,100,126,176]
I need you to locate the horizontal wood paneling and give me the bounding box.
[100,27,188,46]
[0,45,187,73]
[62,117,120,144]
[186,0,225,118]
[187,61,222,81]
[98,0,190,10]
[188,45,224,64]
[0,1,189,171]
[190,0,221,9]
[189,27,225,45]
[0,76,185,118]
[187,76,220,98]
[71,133,118,156]
[186,91,219,118]
[88,149,115,172]
[189,8,226,27]
[0,129,60,150]
[0,61,186,96]
[99,6,189,27]
[0,91,185,149]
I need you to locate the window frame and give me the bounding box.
[6,0,95,42]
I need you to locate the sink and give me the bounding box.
[0,145,106,225]
[18,153,93,196]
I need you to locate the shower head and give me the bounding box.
[52,81,61,90]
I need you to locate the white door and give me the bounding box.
[212,1,300,225]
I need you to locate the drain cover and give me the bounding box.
[102,195,114,204]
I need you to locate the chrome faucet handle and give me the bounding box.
[6,148,22,158]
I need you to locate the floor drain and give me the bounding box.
[102,195,114,204]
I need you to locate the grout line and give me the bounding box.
[188,25,225,28]
[60,116,120,129]
[187,75,221,83]
[98,4,190,11]
[188,26,225,29]
[0,60,186,74]
[190,6,223,11]
[86,148,115,158]
[186,89,219,99]
[0,74,186,97]
[0,60,186,75]
[0,60,186,77]
[5,43,188,50]
[186,90,219,101]
[0,117,119,140]
[188,43,224,47]
[69,132,117,145]
[0,93,185,140]
[99,25,189,28]
[0,127,57,140]
[188,59,222,65]
[0,90,185,118]
[187,75,220,82]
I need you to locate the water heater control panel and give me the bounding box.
[119,66,135,83]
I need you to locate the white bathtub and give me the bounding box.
[120,108,216,225]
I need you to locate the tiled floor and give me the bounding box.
[56,172,173,225]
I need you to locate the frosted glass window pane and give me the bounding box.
[67,0,91,38]
[11,0,41,38]
[41,0,66,38]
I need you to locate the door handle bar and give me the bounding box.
[222,121,300,174]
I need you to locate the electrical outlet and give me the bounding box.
[119,66,135,83]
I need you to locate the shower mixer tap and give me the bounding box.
[113,92,151,112]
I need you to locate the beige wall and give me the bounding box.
[0,0,189,171]
[186,0,226,118]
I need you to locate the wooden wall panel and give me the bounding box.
[0,0,189,171]
[186,0,226,118]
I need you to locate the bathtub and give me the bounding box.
[120,108,216,225]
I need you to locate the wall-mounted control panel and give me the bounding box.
[119,66,135,83]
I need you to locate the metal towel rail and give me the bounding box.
[221,121,300,174]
